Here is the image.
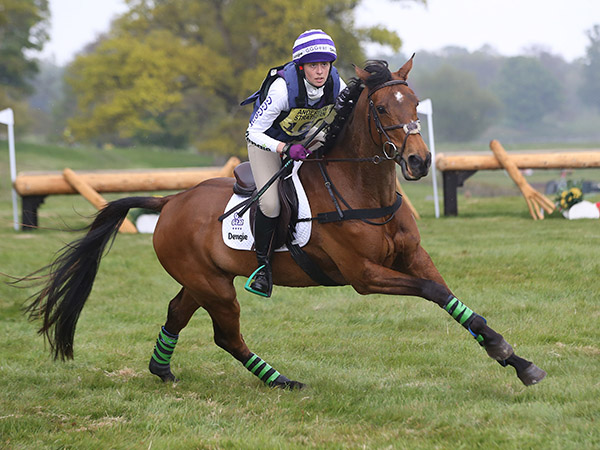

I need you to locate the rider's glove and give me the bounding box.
[334,86,352,112]
[284,143,312,161]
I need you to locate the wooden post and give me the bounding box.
[436,151,600,171]
[15,165,241,196]
[218,156,241,177]
[63,168,138,233]
[489,140,555,220]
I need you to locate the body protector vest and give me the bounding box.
[241,62,341,143]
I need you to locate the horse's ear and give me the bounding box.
[354,64,371,83]
[394,54,415,81]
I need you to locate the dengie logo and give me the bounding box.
[231,213,244,228]
[228,232,248,242]
[228,212,248,241]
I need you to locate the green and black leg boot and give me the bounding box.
[245,209,278,298]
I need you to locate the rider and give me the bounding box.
[244,29,346,297]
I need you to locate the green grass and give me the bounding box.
[1,142,599,448]
[7,140,214,172]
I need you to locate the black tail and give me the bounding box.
[24,196,169,360]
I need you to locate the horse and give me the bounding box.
[24,58,546,389]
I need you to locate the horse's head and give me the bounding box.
[355,58,431,180]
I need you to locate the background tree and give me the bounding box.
[0,0,49,93]
[412,64,501,142]
[578,24,600,112]
[0,0,49,133]
[492,56,563,126]
[65,0,420,153]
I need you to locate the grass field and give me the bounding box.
[1,141,599,449]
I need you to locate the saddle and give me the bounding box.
[224,161,340,286]
[232,161,299,250]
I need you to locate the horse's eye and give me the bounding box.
[376,106,387,114]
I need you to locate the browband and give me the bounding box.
[368,79,408,96]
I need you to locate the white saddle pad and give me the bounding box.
[221,162,312,252]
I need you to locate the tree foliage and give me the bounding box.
[0,0,49,136]
[65,0,415,151]
[578,24,600,112]
[413,64,501,142]
[493,56,563,126]
[0,0,49,94]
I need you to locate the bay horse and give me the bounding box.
[24,58,546,389]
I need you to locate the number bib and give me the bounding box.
[278,104,334,137]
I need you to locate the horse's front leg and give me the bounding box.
[352,254,546,386]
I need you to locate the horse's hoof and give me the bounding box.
[485,338,514,361]
[269,374,305,390]
[282,380,305,390]
[517,363,547,386]
[149,358,179,382]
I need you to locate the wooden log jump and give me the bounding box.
[489,140,555,220]
[63,168,138,233]
[14,156,240,230]
[436,149,600,216]
[15,156,240,196]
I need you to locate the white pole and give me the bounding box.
[0,108,18,230]
[416,99,440,218]
[9,122,18,230]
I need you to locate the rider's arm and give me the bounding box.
[246,78,289,154]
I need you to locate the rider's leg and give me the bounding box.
[247,144,282,297]
[248,209,278,297]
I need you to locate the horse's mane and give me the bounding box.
[322,60,392,152]
[362,60,393,89]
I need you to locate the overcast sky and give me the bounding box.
[40,0,599,65]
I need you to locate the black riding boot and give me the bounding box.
[246,209,278,297]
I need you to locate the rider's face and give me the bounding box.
[303,62,331,88]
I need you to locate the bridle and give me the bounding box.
[282,79,422,228]
[367,80,422,161]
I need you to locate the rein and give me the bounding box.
[304,155,385,164]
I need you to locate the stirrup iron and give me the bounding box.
[244,264,272,297]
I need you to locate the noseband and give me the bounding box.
[367,80,421,161]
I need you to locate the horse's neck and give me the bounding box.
[326,117,398,206]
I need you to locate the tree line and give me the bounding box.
[2,0,600,155]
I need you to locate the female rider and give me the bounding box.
[244,29,346,297]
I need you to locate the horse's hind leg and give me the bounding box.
[150,280,304,389]
[204,295,305,390]
[149,288,200,382]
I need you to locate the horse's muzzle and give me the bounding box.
[400,152,431,180]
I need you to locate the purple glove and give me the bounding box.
[285,144,311,161]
